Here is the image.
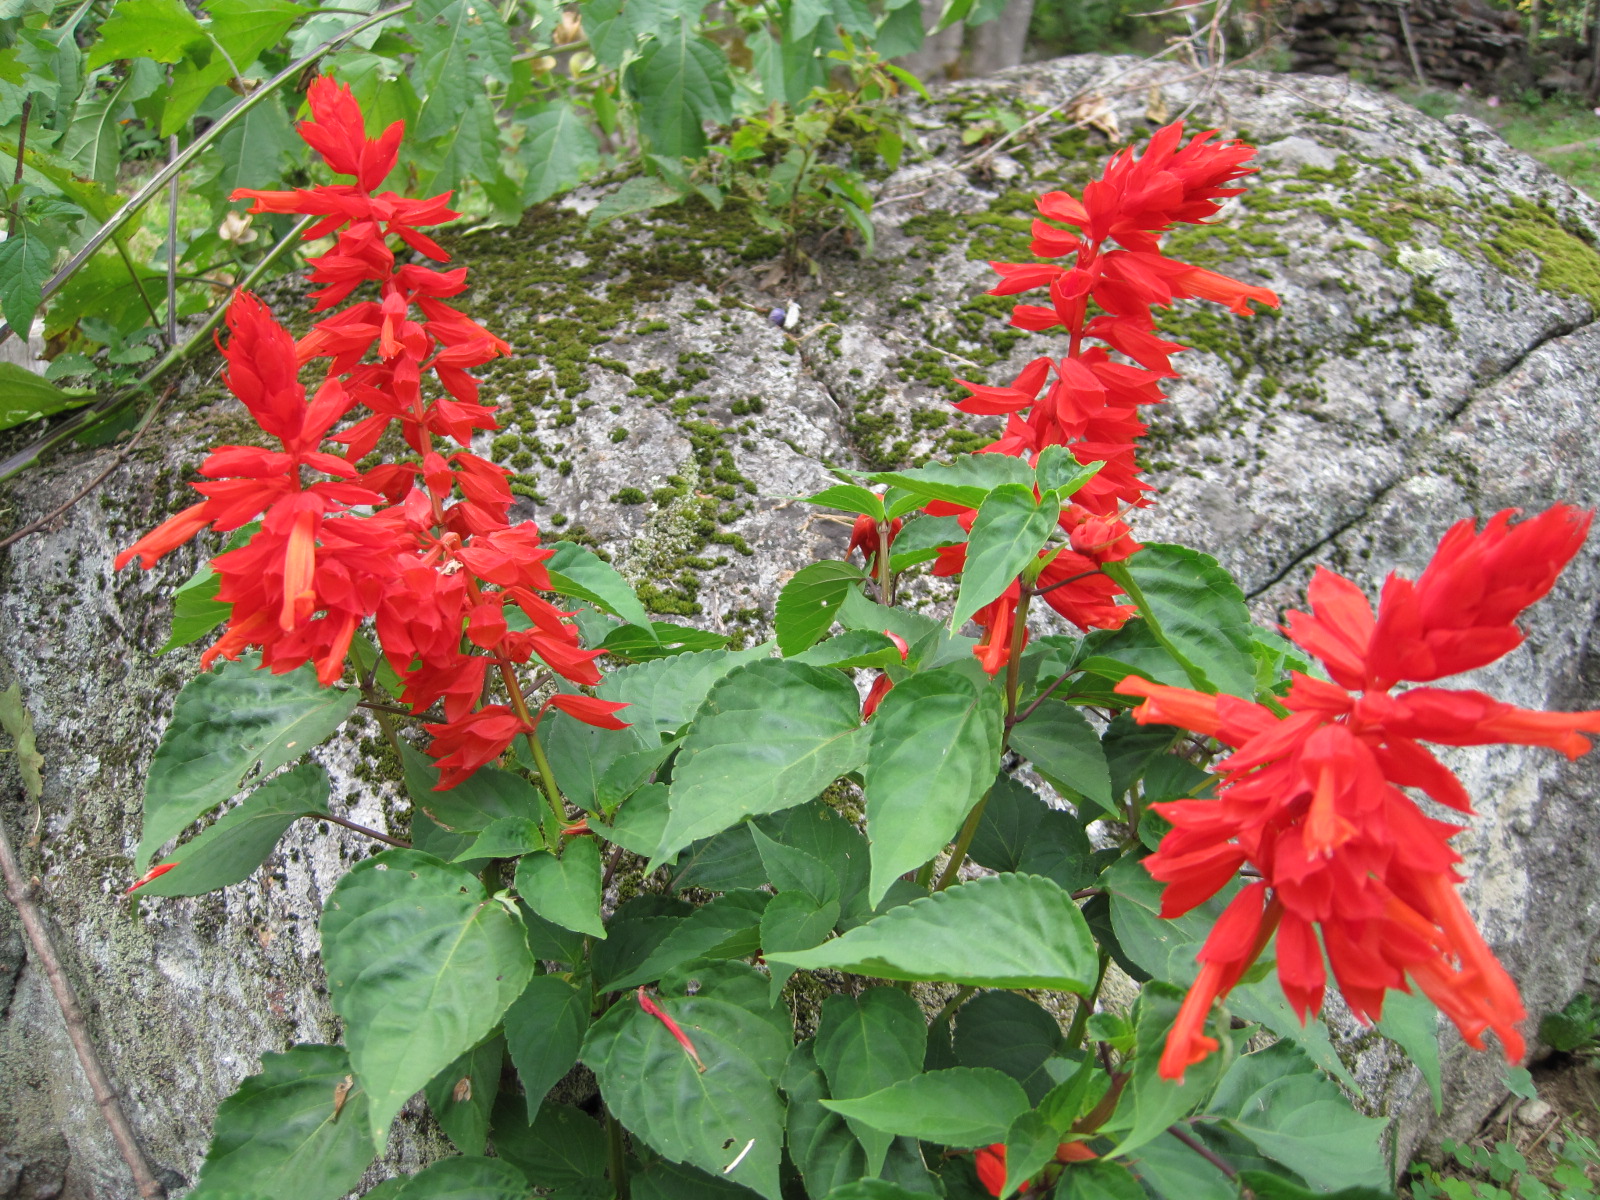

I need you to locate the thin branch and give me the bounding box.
[315,812,410,849]
[165,134,179,347]
[1009,668,1078,728]
[0,821,166,1196]
[9,95,31,236]
[0,386,172,552]
[1167,1123,1238,1179]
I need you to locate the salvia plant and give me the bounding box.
[113,79,1600,1200]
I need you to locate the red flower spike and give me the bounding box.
[1115,506,1598,1080]
[637,988,706,1072]
[126,863,179,894]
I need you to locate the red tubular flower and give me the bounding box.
[975,1145,1010,1197]
[847,514,903,574]
[638,988,706,1072]
[424,706,531,790]
[543,694,632,730]
[1114,507,1600,1080]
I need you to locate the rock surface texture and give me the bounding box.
[3,55,1599,1196]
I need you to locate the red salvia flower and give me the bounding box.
[1114,505,1600,1080]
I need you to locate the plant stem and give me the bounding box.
[1002,584,1033,728]
[317,812,410,849]
[934,788,990,891]
[9,95,30,235]
[1010,667,1077,730]
[606,1105,632,1200]
[496,661,567,837]
[0,817,167,1197]
[876,521,893,605]
[1166,1124,1237,1179]
[930,985,975,1031]
[1063,949,1109,1053]
[165,134,179,347]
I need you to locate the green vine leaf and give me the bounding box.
[320,850,535,1149]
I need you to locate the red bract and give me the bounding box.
[937,123,1278,674]
[1114,505,1600,1081]
[117,77,627,789]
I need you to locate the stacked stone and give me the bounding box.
[1289,0,1523,88]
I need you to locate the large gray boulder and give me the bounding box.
[3,55,1599,1196]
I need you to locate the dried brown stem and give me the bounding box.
[0,820,166,1197]
[317,812,410,849]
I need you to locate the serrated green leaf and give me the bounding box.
[775,561,867,656]
[520,101,601,204]
[382,1156,532,1199]
[0,223,57,342]
[1054,1161,1145,1200]
[320,850,535,1148]
[1000,1110,1059,1199]
[654,660,869,861]
[164,0,307,134]
[61,59,161,186]
[491,1096,608,1189]
[791,631,906,670]
[863,662,1003,905]
[423,1034,503,1155]
[192,91,300,194]
[865,452,1033,510]
[1206,1041,1389,1190]
[0,359,87,431]
[604,889,768,989]
[953,484,1056,630]
[409,0,513,142]
[503,975,590,1121]
[603,645,770,740]
[821,1067,1029,1148]
[86,0,205,68]
[546,540,656,636]
[815,988,927,1177]
[751,825,839,905]
[134,763,330,896]
[967,774,1096,892]
[760,891,839,1000]
[626,16,730,156]
[1108,544,1257,699]
[634,1159,763,1199]
[1378,987,1442,1114]
[1127,1129,1236,1200]
[541,711,661,815]
[185,1044,371,1200]
[1010,699,1114,814]
[770,873,1097,991]
[1104,982,1226,1158]
[588,174,684,227]
[582,994,786,1198]
[952,991,1063,1105]
[451,816,544,862]
[413,88,506,196]
[597,780,670,856]
[885,513,964,571]
[516,839,607,938]
[137,657,359,870]
[802,484,883,518]
[400,742,543,833]
[159,565,228,654]
[1234,1170,1396,1200]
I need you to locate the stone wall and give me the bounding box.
[1289,0,1523,88]
[4,55,1600,1196]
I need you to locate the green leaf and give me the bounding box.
[491,1096,608,1189]
[802,484,883,518]
[159,563,228,654]
[516,839,607,938]
[770,873,1097,991]
[952,991,1063,1105]
[86,0,205,68]
[520,101,601,204]
[598,781,670,855]
[451,816,544,862]
[1008,700,1113,814]
[760,891,839,999]
[1104,982,1227,1158]
[382,1157,531,1199]
[863,662,1004,905]
[873,0,925,56]
[1000,1110,1059,1199]
[1034,446,1103,499]
[134,763,330,896]
[776,561,868,656]
[503,975,590,1121]
[1126,1130,1236,1200]
[413,88,506,196]
[634,1160,765,1199]
[626,16,730,157]
[400,743,542,833]
[540,713,662,815]
[164,0,307,134]
[185,1044,371,1200]
[814,988,927,1177]
[583,994,787,1198]
[0,222,57,342]
[0,683,43,802]
[138,657,359,870]
[667,825,765,893]
[751,826,839,905]
[604,645,770,740]
[193,91,301,194]
[865,452,1033,510]
[931,0,975,33]
[968,774,1096,892]
[0,360,88,431]
[952,484,1056,630]
[588,174,684,227]
[792,631,906,671]
[546,540,656,635]
[591,897,689,990]
[409,0,514,142]
[1379,988,1442,1114]
[654,660,869,861]
[605,889,769,989]
[1206,1041,1389,1190]
[1235,1173,1396,1200]
[822,1067,1029,1148]
[1054,1161,1145,1200]
[320,850,535,1148]
[1108,544,1256,699]
[823,1183,930,1200]
[423,1034,503,1155]
[61,59,161,186]
[885,514,964,571]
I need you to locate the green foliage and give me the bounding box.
[1540,993,1600,1053]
